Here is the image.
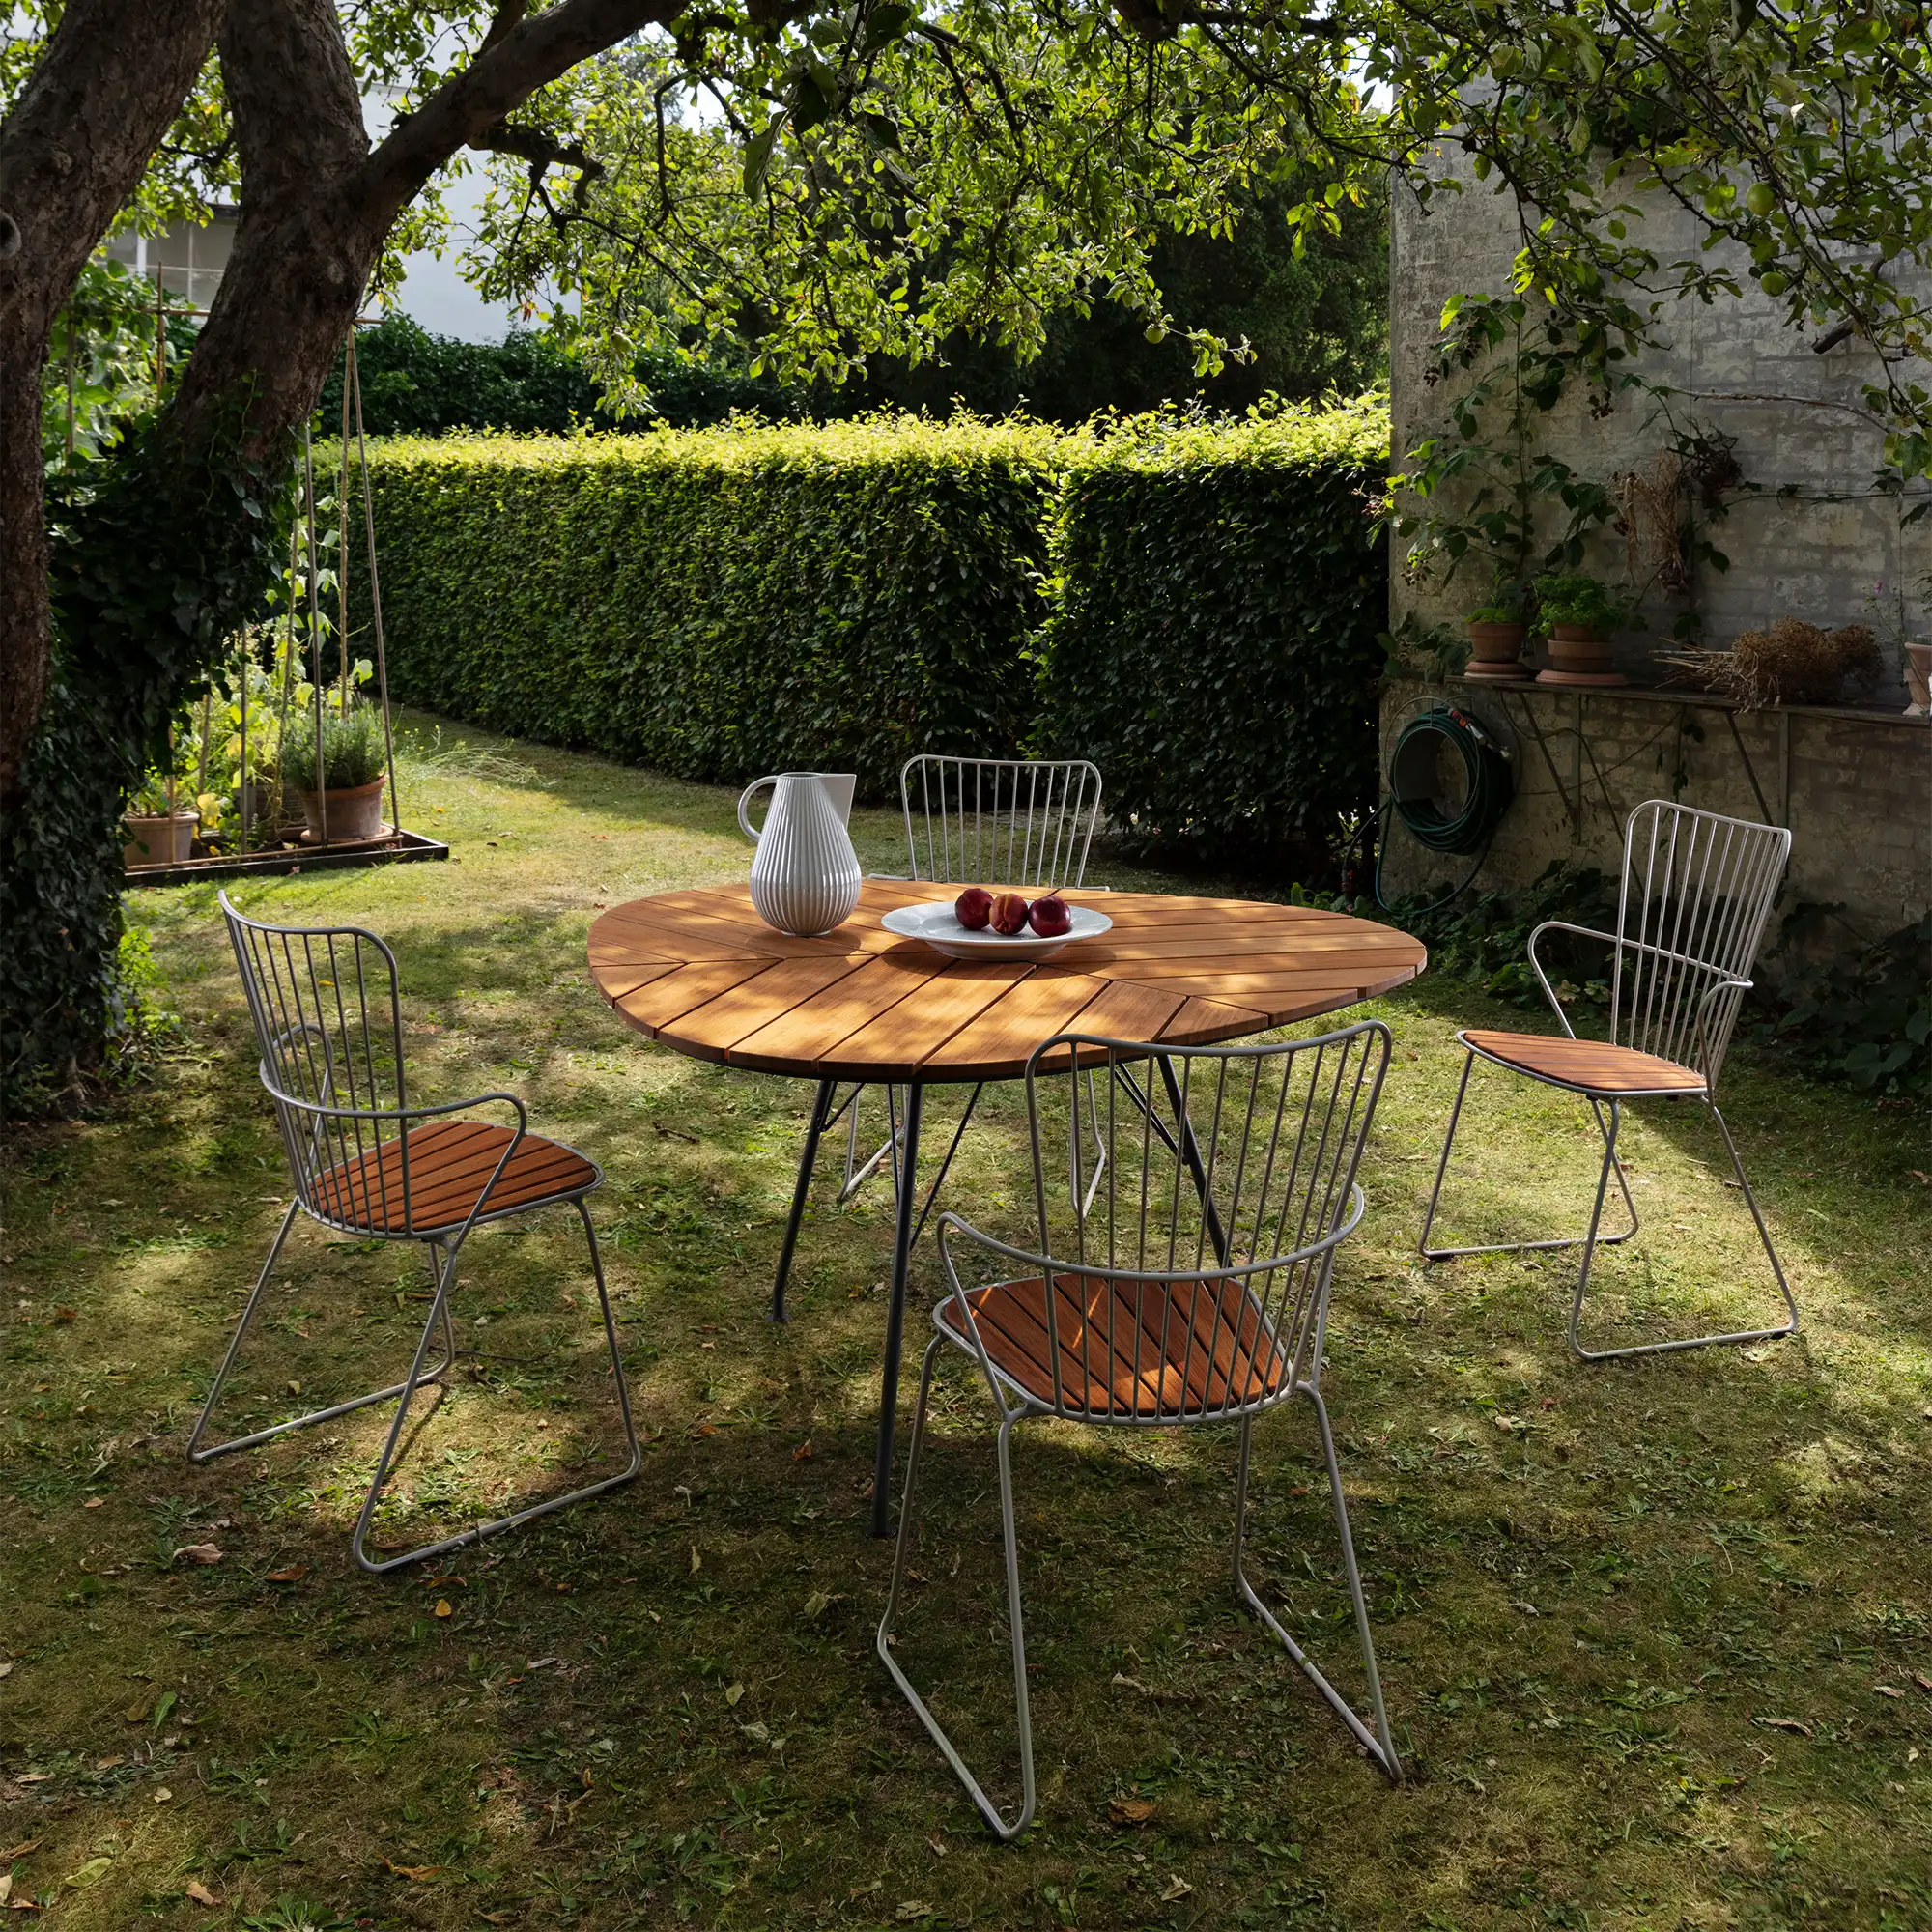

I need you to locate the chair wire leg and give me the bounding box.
[772,1077,838,1323]
[1419,1050,1638,1263]
[839,1082,900,1206]
[876,1337,1037,1841]
[352,1203,642,1575]
[1080,1067,1108,1217]
[187,1202,459,1463]
[1233,1403,1401,1780]
[1570,1099,1799,1360]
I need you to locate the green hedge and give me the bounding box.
[353,402,1388,827]
[1032,397,1389,862]
[360,418,1064,797]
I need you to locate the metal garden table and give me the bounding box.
[587,879,1426,1535]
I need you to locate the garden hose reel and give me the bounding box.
[1373,699,1517,910]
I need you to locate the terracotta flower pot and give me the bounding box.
[1464,620,1529,681]
[1904,640,1932,716]
[1536,623,1628,688]
[296,778,386,844]
[123,810,199,869]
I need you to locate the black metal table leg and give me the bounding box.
[771,1077,836,1323]
[1157,1053,1230,1267]
[871,1080,923,1537]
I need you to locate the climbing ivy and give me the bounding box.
[0,418,291,1109]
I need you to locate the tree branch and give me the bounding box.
[357,0,691,225]
[470,120,608,211]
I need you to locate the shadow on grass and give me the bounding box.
[7,715,1931,1928]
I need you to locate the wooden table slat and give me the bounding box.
[724,952,955,1072]
[917,969,1116,1078]
[664,955,881,1056]
[612,959,789,1037]
[813,960,1037,1079]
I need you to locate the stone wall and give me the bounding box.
[1384,170,1931,949]
[1390,172,1932,690]
[1379,677,1930,951]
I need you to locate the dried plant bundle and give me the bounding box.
[1659,617,1881,709]
[1616,452,1689,593]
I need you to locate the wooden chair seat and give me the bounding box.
[1462,1029,1708,1096]
[939,1271,1291,1419]
[309,1120,598,1234]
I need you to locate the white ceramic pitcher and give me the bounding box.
[737,772,862,936]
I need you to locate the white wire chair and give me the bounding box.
[768,755,1105,1321]
[879,1019,1400,1838]
[1419,799,1799,1359]
[195,894,641,1572]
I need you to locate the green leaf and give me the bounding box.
[742,118,782,198]
[860,3,913,53]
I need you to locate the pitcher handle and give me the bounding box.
[737,775,781,843]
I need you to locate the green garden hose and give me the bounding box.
[1372,702,1515,912]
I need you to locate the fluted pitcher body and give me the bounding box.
[737,772,862,936]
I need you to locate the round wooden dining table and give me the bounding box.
[588,878,1426,1534]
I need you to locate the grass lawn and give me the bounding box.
[3,713,1929,1931]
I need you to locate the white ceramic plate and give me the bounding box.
[880,897,1113,962]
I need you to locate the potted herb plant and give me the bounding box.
[278,703,388,843]
[122,767,201,869]
[1531,573,1632,687]
[1464,580,1531,681]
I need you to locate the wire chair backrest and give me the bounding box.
[1611,801,1790,1088]
[219,892,412,1233]
[1006,1021,1389,1423]
[901,756,1103,889]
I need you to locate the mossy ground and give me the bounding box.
[3,714,1928,1930]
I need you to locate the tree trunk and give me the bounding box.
[0,0,227,803]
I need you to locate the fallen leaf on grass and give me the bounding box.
[0,1879,9,1908]
[895,1903,932,1921]
[1159,1876,1193,1903]
[66,1857,112,1889]
[689,1547,701,1575]
[1754,1716,1813,1736]
[433,1600,453,1619]
[184,1882,220,1907]
[265,1565,307,1584]
[173,1544,222,1567]
[1875,1684,1905,1698]
[1107,1797,1156,1826]
[1914,1673,1932,1693]
[0,1845,42,1864]
[724,1682,745,1707]
[792,1439,813,1462]
[82,1498,101,1510]
[152,1788,172,1804]
[0,1663,11,1681]
[384,1860,442,1882]
[52,1309,75,1324]
[123,1701,149,1724]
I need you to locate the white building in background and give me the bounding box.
[102,87,524,343]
